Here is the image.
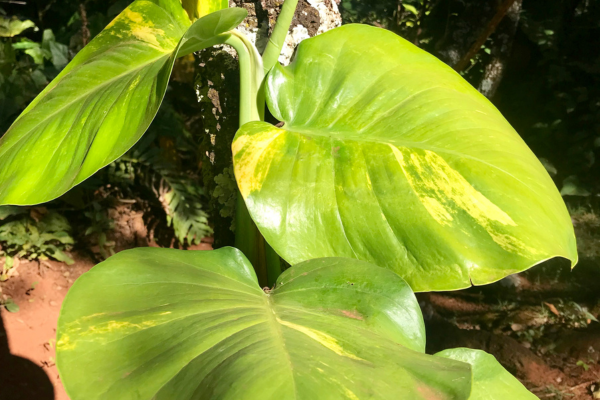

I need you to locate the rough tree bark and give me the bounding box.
[477,0,522,98]
[194,1,342,248]
[452,0,518,72]
[434,0,499,67]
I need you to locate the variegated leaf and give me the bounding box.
[232,24,577,291]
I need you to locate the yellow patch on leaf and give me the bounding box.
[106,8,172,51]
[276,318,364,361]
[343,388,360,400]
[57,319,158,351]
[390,145,538,257]
[233,126,285,198]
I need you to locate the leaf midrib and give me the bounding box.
[265,294,299,399]
[0,51,172,158]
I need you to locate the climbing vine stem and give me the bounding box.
[261,0,300,75]
[224,30,281,286]
[223,0,302,285]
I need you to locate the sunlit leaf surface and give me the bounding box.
[57,248,472,400]
[0,1,246,205]
[436,348,538,399]
[233,24,577,291]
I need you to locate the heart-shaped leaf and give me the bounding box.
[436,348,537,399]
[0,1,246,205]
[57,248,472,399]
[232,24,577,292]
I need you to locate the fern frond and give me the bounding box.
[115,140,213,245]
[155,174,211,245]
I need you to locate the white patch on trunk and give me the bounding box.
[307,0,342,34]
[228,1,342,66]
[279,0,341,65]
[279,25,310,65]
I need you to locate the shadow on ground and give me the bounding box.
[0,312,54,400]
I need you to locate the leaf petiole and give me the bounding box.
[261,0,300,75]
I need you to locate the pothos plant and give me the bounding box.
[0,0,577,399]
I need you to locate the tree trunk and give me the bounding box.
[434,0,499,66]
[195,1,342,248]
[477,0,522,98]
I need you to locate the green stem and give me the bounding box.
[261,0,300,75]
[224,31,280,287]
[259,1,301,284]
[223,31,263,124]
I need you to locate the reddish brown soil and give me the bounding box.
[0,257,94,400]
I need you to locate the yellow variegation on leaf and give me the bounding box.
[232,24,578,292]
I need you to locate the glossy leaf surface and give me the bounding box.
[57,248,472,400]
[0,1,246,205]
[233,24,577,291]
[436,348,537,399]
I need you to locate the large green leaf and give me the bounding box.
[232,24,577,292]
[436,348,537,399]
[0,1,246,206]
[57,248,472,399]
